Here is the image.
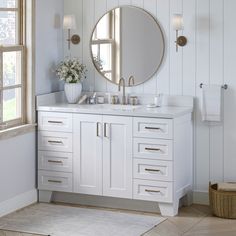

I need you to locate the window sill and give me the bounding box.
[0,123,37,141]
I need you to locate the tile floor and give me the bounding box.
[0,204,235,236]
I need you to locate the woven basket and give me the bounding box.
[209,182,236,219]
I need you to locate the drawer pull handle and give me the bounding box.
[48,160,63,164]
[48,140,63,144]
[104,123,109,138]
[48,121,63,124]
[145,127,161,130]
[145,168,160,172]
[145,147,161,151]
[145,189,161,193]
[96,122,100,137]
[48,180,62,184]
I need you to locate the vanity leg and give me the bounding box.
[159,201,179,217]
[182,191,193,207]
[38,190,53,203]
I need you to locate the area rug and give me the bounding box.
[0,229,47,236]
[0,203,165,236]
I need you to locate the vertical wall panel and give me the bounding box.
[169,0,183,95]
[107,0,118,9]
[156,0,170,95]
[131,0,143,8]
[182,0,196,96]
[64,0,83,59]
[82,0,95,91]
[209,0,224,183]
[195,0,210,191]
[224,0,236,181]
[119,0,131,6]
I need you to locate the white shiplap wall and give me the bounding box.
[64,0,236,199]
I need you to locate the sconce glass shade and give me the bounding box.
[172,14,184,31]
[63,14,77,30]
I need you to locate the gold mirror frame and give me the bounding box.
[89,6,165,87]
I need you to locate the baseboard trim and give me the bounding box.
[193,191,209,205]
[0,189,37,217]
[52,192,161,213]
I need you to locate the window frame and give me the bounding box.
[0,0,26,130]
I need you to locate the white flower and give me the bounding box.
[55,58,87,83]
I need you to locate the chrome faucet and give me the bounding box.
[118,78,126,105]
[128,76,135,87]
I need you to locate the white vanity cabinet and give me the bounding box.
[73,114,103,195]
[38,112,73,193]
[37,102,193,217]
[73,114,132,199]
[102,115,132,199]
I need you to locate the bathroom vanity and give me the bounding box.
[36,5,194,217]
[37,93,193,217]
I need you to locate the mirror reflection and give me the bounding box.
[90,6,165,86]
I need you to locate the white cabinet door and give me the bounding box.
[103,116,132,199]
[73,114,103,195]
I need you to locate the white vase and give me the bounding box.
[64,82,82,104]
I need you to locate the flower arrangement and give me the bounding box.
[56,58,87,83]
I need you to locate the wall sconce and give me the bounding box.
[172,14,187,52]
[63,14,80,50]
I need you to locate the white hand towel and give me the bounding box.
[201,85,222,122]
[218,182,236,192]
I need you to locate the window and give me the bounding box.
[0,0,25,129]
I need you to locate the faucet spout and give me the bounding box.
[118,78,126,105]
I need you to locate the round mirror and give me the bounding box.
[90,6,165,86]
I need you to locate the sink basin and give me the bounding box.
[76,104,141,111]
[101,104,141,111]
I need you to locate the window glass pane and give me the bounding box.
[0,0,16,8]
[100,43,112,71]
[3,50,21,86]
[3,87,21,122]
[96,13,111,39]
[0,11,17,45]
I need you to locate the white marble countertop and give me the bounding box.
[37,103,193,119]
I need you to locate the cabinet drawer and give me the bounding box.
[133,159,173,181]
[134,138,173,161]
[133,117,173,139]
[38,131,72,152]
[38,112,72,132]
[38,151,72,172]
[38,171,72,192]
[133,179,173,203]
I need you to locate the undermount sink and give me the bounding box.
[76,104,142,111]
[101,104,141,111]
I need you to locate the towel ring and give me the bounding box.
[199,83,228,90]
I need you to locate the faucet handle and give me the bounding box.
[128,76,135,87]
